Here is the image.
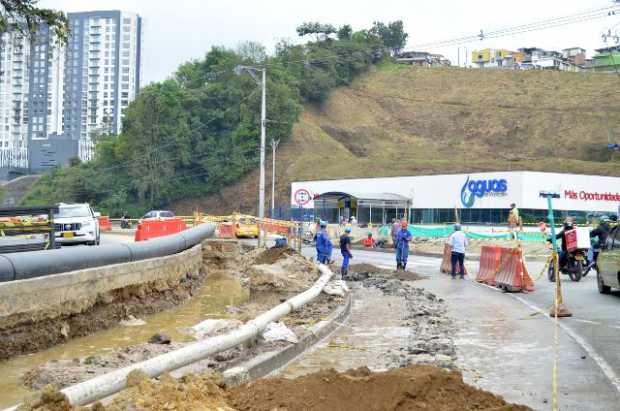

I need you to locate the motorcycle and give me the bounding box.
[548,248,588,282]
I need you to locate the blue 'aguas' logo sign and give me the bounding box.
[460,176,508,208]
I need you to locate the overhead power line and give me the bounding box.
[411,5,620,50]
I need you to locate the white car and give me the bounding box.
[54,203,101,246]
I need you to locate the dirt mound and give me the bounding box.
[348,263,424,282]
[252,247,296,265]
[103,371,234,411]
[228,365,531,411]
[248,253,319,293]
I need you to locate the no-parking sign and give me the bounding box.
[294,188,312,206]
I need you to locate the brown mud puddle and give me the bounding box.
[0,271,247,409]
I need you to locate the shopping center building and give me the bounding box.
[290,171,620,224]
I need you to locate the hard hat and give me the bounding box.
[320,220,327,227]
[344,227,352,233]
[600,215,610,222]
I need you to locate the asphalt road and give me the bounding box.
[309,247,620,410]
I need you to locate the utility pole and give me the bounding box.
[235,64,267,246]
[270,138,280,218]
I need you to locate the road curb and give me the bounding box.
[222,293,353,385]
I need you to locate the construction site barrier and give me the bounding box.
[439,243,468,275]
[475,246,502,286]
[97,216,112,232]
[134,218,188,242]
[216,222,235,239]
[494,247,535,292]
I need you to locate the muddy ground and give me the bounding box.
[0,269,206,361]
[20,247,340,393]
[21,293,342,392]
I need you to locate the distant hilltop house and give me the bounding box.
[396,51,451,67]
[471,47,588,72]
[591,45,620,72]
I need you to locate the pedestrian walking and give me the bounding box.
[395,220,412,271]
[339,227,353,279]
[315,220,333,264]
[448,224,468,279]
[508,203,521,239]
[390,218,400,248]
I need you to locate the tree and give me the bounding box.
[337,24,352,40]
[371,20,409,56]
[0,0,69,42]
[296,22,337,41]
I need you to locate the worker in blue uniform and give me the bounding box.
[315,220,333,264]
[396,220,412,270]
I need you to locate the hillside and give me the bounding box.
[172,64,620,215]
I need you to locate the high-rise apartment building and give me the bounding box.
[0,10,142,175]
[0,30,32,169]
[64,11,142,161]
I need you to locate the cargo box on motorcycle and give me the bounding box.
[565,227,590,252]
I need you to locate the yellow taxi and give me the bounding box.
[234,216,259,238]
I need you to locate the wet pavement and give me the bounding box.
[296,247,620,411]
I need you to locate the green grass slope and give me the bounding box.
[172,64,620,215]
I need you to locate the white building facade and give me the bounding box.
[291,171,620,224]
[64,11,143,161]
[0,10,142,175]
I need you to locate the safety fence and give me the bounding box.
[193,213,302,250]
[377,224,548,242]
[134,218,188,242]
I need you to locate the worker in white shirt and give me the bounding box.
[448,224,468,279]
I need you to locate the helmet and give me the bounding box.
[600,215,610,223]
[319,220,327,228]
[344,227,352,233]
[401,221,408,228]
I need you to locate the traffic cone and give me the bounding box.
[549,253,572,318]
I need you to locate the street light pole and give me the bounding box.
[235,64,267,246]
[271,138,280,217]
[259,68,266,222]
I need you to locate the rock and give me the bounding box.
[148,333,171,345]
[120,315,146,327]
[261,321,298,343]
[188,319,242,340]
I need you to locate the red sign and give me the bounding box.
[564,190,620,202]
[294,188,312,206]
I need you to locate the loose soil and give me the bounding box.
[228,365,532,411]
[348,263,425,282]
[252,247,296,265]
[0,270,206,361]
[17,365,531,411]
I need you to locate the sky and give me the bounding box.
[40,0,620,85]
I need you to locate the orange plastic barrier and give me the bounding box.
[98,216,112,232]
[134,218,187,242]
[494,247,535,292]
[476,246,502,286]
[440,243,468,275]
[216,222,235,239]
[258,221,291,236]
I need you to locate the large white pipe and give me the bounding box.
[4,265,334,410]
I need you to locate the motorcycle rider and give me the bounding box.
[588,216,611,271]
[554,217,575,269]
